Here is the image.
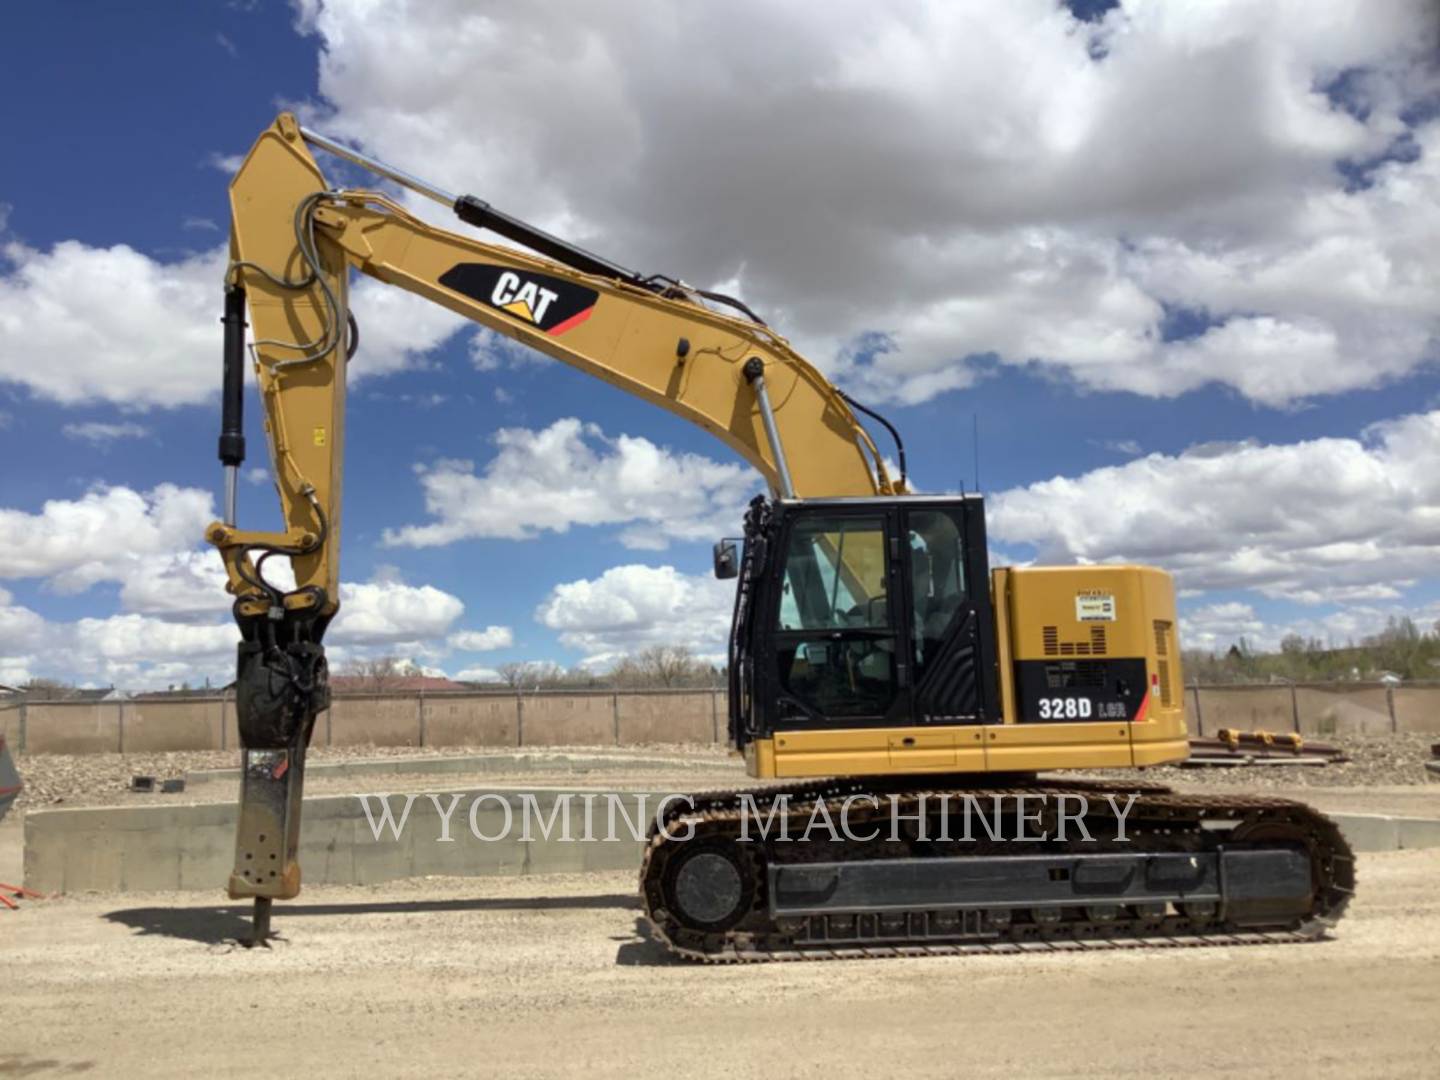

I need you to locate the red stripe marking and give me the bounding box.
[1132,689,1150,725]
[0,785,21,797]
[546,305,595,337]
[272,758,289,781]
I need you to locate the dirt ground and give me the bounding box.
[2,850,1438,1079]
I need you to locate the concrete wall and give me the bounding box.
[1295,685,1393,736]
[10,689,731,755]
[121,699,227,753]
[13,680,1438,756]
[0,705,18,748]
[521,693,614,746]
[1190,685,1296,735]
[24,702,123,754]
[1392,686,1440,734]
[25,786,658,893]
[1190,682,1434,737]
[618,692,717,744]
[423,695,518,747]
[327,695,422,748]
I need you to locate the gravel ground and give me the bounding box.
[1080,732,1437,790]
[7,742,734,813]
[2,851,1438,1078]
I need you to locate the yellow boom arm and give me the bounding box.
[207,113,897,617]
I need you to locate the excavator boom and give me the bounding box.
[214,114,895,607]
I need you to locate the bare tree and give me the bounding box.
[645,645,695,687]
[340,656,406,692]
[495,660,567,690]
[501,649,724,691]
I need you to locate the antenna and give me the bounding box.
[972,414,981,493]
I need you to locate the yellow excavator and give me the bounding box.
[207,114,1352,957]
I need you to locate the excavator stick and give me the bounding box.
[223,589,331,944]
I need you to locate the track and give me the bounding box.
[641,777,1355,963]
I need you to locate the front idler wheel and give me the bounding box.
[663,843,758,934]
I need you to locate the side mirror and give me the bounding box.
[713,539,739,580]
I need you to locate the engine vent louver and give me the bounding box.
[1043,625,1107,658]
[1153,620,1174,707]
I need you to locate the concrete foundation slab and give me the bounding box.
[1331,813,1440,853]
[1332,813,1400,853]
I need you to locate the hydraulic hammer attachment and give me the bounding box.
[226,614,330,943]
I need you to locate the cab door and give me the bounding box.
[768,509,906,729]
[898,503,996,769]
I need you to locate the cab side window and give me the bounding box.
[908,510,967,672]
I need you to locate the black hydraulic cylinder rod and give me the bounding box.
[453,195,648,288]
[218,284,248,468]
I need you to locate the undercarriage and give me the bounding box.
[641,778,1355,962]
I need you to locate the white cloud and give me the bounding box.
[329,579,465,646]
[0,242,225,407]
[0,571,469,691]
[61,420,151,445]
[0,587,47,655]
[0,481,468,686]
[989,409,1440,603]
[346,274,470,376]
[0,239,468,410]
[295,0,1440,408]
[383,418,757,550]
[206,151,245,174]
[73,614,236,664]
[1181,602,1271,653]
[468,329,549,373]
[535,564,734,659]
[1180,598,1440,655]
[0,657,33,685]
[1094,438,1142,457]
[453,666,502,683]
[0,484,216,594]
[448,625,513,652]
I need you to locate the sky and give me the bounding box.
[1,0,1438,689]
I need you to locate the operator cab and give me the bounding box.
[718,495,998,750]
